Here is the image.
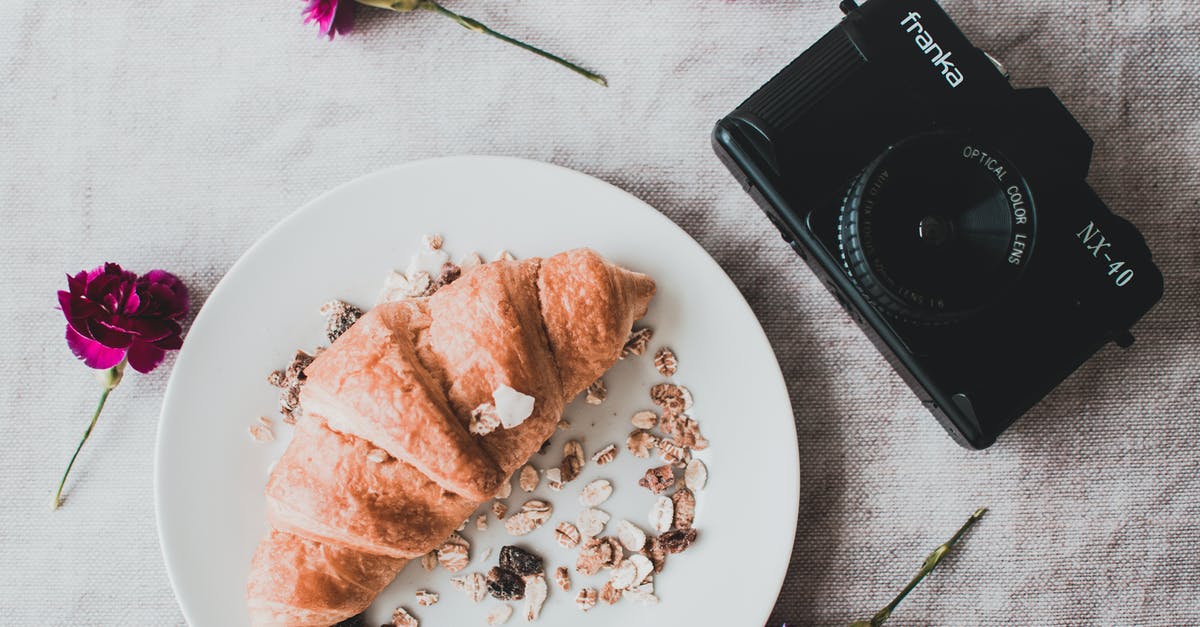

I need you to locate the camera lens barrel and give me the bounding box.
[838,132,1036,324]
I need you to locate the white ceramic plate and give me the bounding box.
[155,156,798,626]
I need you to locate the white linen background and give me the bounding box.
[1,1,1197,625]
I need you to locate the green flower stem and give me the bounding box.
[53,364,124,510]
[359,0,607,86]
[850,507,987,627]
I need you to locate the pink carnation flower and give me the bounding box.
[58,263,188,374]
[302,0,356,39]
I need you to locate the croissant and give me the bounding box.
[247,248,655,626]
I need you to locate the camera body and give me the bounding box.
[713,0,1163,448]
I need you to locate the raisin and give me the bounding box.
[486,566,525,600]
[659,528,698,554]
[499,545,544,576]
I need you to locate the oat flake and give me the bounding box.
[626,429,659,459]
[576,508,611,538]
[585,378,607,405]
[620,327,653,358]
[450,572,488,603]
[519,464,539,492]
[591,444,617,466]
[554,566,571,591]
[616,519,647,552]
[653,346,678,376]
[649,496,674,533]
[486,603,514,625]
[630,410,658,430]
[415,589,439,606]
[555,521,582,549]
[544,467,563,491]
[391,606,418,627]
[576,587,598,612]
[685,458,708,491]
[599,581,623,605]
[504,500,552,536]
[672,488,696,530]
[523,573,548,621]
[608,560,638,590]
[579,480,613,507]
[420,551,439,572]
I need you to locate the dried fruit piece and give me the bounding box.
[523,573,548,621]
[608,559,638,590]
[591,444,617,466]
[672,488,696,530]
[659,528,699,553]
[491,501,508,520]
[470,402,502,436]
[554,566,571,591]
[630,410,658,430]
[499,546,544,576]
[638,465,675,494]
[414,589,439,606]
[519,464,539,492]
[599,580,623,605]
[560,440,585,483]
[486,603,513,625]
[544,467,563,491]
[437,534,470,572]
[653,346,678,376]
[621,327,653,358]
[555,521,582,549]
[657,439,692,466]
[576,587,598,612]
[616,519,647,552]
[649,496,674,534]
[420,551,439,572]
[585,378,607,405]
[684,458,708,491]
[576,508,610,538]
[450,572,488,603]
[487,567,526,601]
[579,479,613,507]
[504,500,553,536]
[391,606,419,627]
[649,383,690,414]
[642,536,666,574]
[626,430,659,458]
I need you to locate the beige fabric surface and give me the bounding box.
[0,0,1196,625]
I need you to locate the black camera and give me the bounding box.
[713,0,1163,448]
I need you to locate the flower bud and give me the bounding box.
[94,362,126,390]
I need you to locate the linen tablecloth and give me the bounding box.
[1,1,1197,624]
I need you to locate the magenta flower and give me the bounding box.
[302,0,356,39]
[58,263,188,374]
[54,263,189,509]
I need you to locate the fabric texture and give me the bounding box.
[0,1,1196,625]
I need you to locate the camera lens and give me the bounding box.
[838,133,1036,324]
